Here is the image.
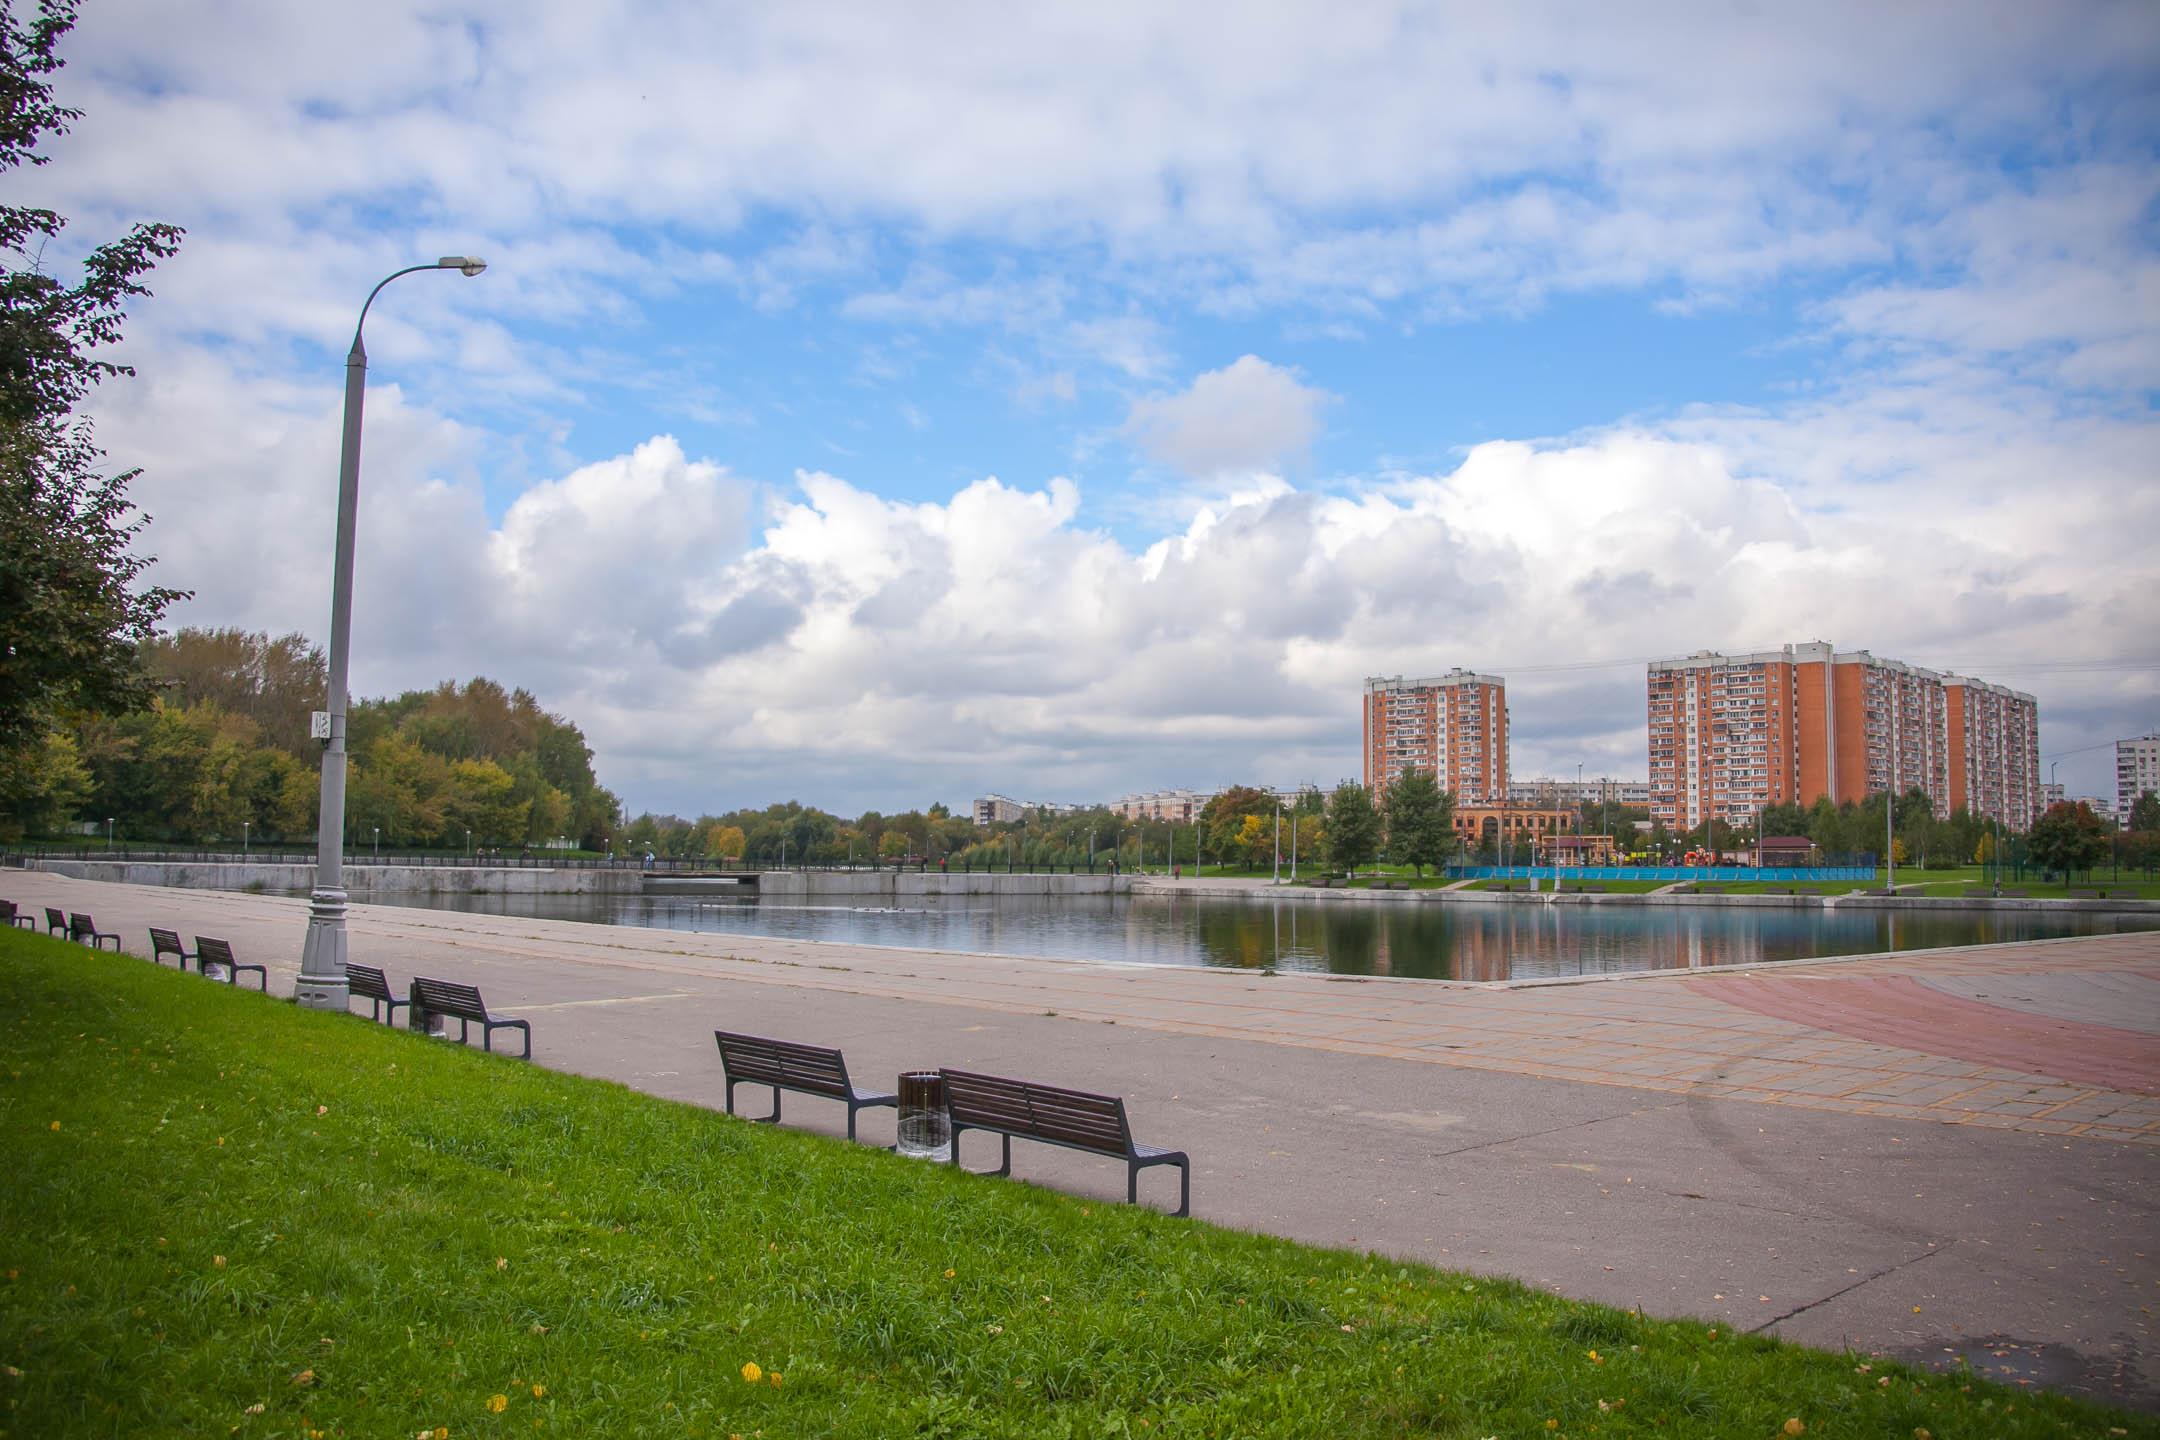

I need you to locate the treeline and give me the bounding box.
[617,774,1462,874]
[0,628,621,848]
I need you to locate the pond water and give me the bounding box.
[332,889,2156,983]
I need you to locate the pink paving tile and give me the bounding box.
[1693,975,2160,1095]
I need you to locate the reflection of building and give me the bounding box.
[972,794,1078,826]
[1537,834,1616,865]
[1452,805,1570,852]
[2117,734,2159,820]
[1647,642,2038,832]
[1363,671,1509,801]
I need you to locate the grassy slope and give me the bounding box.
[1,932,2150,1439]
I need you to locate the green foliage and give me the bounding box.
[2130,790,2160,834]
[139,627,324,753]
[0,725,86,839]
[0,629,624,847]
[1381,766,1454,876]
[2027,801,2111,881]
[0,936,2138,1438]
[1201,785,1276,867]
[0,1,186,756]
[1323,781,1380,873]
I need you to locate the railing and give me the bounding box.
[2,846,693,872]
[3,848,1146,876]
[1444,864,1877,882]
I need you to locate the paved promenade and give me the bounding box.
[12,872,2159,1409]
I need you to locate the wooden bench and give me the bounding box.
[410,977,530,1057]
[942,1068,1190,1217]
[193,936,267,991]
[712,1030,896,1141]
[2068,889,2104,899]
[347,963,408,1025]
[43,906,66,936]
[149,927,196,967]
[1,900,37,930]
[67,912,122,950]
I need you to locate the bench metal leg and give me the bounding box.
[951,1128,1012,1177]
[729,1083,782,1124]
[1130,1156,1191,1218]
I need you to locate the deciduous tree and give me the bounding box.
[1383,766,1455,877]
[1324,781,1380,874]
[0,2,185,754]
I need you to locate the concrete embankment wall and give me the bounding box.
[24,858,643,897]
[754,871,1127,899]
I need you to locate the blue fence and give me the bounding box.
[1443,864,1876,883]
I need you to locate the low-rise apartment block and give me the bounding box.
[1363,671,1509,802]
[1647,642,2038,831]
[971,794,1079,827]
[1505,778,1651,808]
[1108,789,1216,823]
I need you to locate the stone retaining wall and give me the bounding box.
[25,858,642,897]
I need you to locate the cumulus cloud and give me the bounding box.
[100,332,2158,810]
[1123,356,1332,479]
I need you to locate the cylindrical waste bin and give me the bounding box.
[896,1070,950,1161]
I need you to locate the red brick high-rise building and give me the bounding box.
[1647,643,2038,831]
[1362,671,1508,801]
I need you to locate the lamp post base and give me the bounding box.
[295,887,351,1010]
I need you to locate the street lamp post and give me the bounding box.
[105,816,114,850]
[1272,804,1282,886]
[372,826,380,862]
[296,257,485,1012]
[241,821,249,857]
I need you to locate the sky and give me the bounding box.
[25,0,2160,815]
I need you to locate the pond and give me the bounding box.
[332,889,2156,983]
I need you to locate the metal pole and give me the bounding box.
[1885,790,1895,893]
[1273,806,1281,885]
[297,258,484,1010]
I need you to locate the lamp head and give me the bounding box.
[438,255,488,277]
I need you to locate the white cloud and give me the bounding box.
[1123,356,1332,479]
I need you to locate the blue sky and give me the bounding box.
[30,1,2160,813]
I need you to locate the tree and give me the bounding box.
[1383,766,1454,877]
[2026,801,2110,882]
[2131,790,2160,834]
[1200,785,1275,869]
[0,2,186,753]
[1324,781,1380,874]
[705,823,746,861]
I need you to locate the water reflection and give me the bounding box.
[330,888,2152,983]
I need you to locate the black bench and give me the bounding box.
[942,1068,1190,1217]
[44,906,66,936]
[149,927,196,967]
[410,977,530,1057]
[712,1030,896,1141]
[347,963,409,1024]
[1,900,36,929]
[68,912,121,950]
[193,936,266,990]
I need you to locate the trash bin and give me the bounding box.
[896,1070,950,1161]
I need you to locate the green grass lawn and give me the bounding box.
[3,934,2151,1438]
